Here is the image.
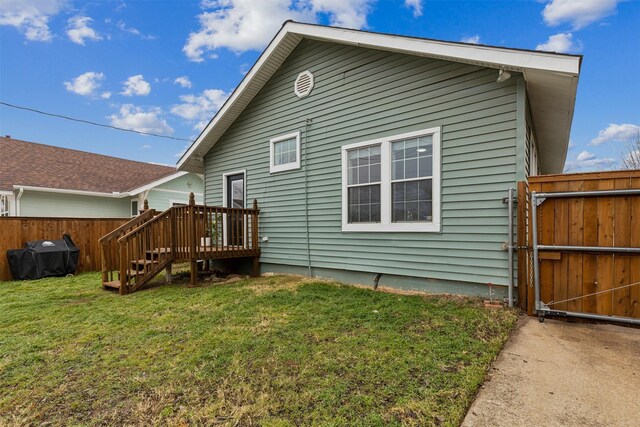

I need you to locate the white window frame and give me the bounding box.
[131,199,139,217]
[0,194,10,217]
[269,131,301,173]
[341,127,441,233]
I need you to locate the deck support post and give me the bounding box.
[165,263,172,283]
[188,192,197,287]
[251,256,260,277]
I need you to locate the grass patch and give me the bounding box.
[0,273,516,426]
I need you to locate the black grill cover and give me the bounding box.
[6,234,80,280]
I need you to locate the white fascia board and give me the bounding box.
[128,171,189,196]
[176,26,293,171]
[288,23,581,75]
[177,21,581,172]
[13,185,129,198]
[0,190,13,196]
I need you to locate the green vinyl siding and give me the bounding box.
[145,173,203,211]
[19,191,130,218]
[204,39,520,287]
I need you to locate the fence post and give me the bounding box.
[188,192,197,287]
[516,181,528,311]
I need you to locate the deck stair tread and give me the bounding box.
[132,259,158,266]
[102,280,120,289]
[119,269,147,278]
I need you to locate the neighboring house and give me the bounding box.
[177,22,581,297]
[0,137,203,218]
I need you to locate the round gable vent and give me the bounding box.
[294,70,314,98]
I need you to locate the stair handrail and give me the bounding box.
[99,209,156,243]
[117,206,175,243]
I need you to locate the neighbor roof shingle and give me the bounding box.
[0,137,176,193]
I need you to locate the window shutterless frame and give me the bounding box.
[341,127,441,232]
[269,131,301,173]
[131,199,138,217]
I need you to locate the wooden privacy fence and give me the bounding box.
[0,217,129,281]
[518,171,640,321]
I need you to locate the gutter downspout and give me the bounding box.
[16,187,24,216]
[303,118,312,277]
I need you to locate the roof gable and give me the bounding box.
[178,21,581,174]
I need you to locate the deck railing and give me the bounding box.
[101,194,260,294]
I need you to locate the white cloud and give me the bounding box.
[171,88,230,131]
[461,34,480,44]
[183,0,373,62]
[536,32,580,53]
[121,75,151,96]
[404,0,423,17]
[66,15,101,45]
[542,0,618,30]
[109,104,173,135]
[142,144,151,149]
[117,20,155,39]
[63,71,105,97]
[576,150,595,162]
[591,123,640,145]
[564,150,616,172]
[100,91,112,99]
[174,76,193,88]
[0,0,67,42]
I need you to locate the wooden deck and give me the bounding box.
[100,195,260,294]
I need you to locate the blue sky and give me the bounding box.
[1,0,638,171]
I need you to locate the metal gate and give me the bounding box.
[519,171,640,325]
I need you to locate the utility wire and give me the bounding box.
[0,101,194,142]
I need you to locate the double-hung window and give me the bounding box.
[270,132,301,173]
[341,127,441,232]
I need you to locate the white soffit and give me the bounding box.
[178,22,581,174]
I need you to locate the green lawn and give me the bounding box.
[0,273,516,426]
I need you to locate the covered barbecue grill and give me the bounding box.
[6,234,80,280]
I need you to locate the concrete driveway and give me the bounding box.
[463,316,640,427]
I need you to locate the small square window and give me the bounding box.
[270,132,301,173]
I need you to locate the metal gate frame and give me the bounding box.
[532,188,640,325]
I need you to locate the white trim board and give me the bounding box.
[128,171,190,196]
[177,21,581,175]
[12,185,128,198]
[149,188,203,196]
